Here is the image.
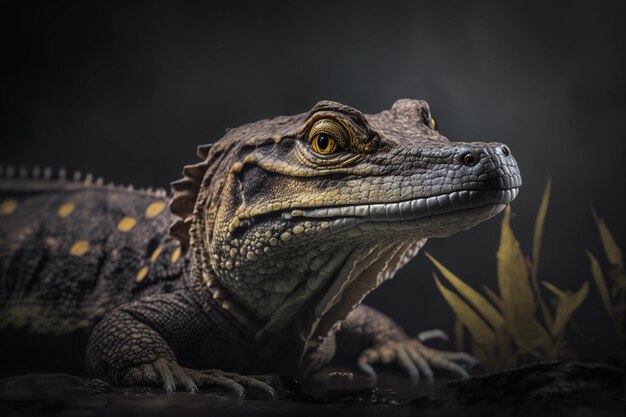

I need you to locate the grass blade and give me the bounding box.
[483,286,505,312]
[586,250,614,319]
[434,275,496,346]
[529,178,553,328]
[497,206,552,355]
[591,207,624,271]
[497,206,535,322]
[532,177,551,273]
[427,253,504,329]
[542,281,589,339]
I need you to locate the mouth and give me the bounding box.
[282,187,520,227]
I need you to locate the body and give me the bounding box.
[0,100,520,397]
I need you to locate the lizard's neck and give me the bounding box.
[183,258,313,375]
[186,234,426,354]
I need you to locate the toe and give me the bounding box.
[416,329,449,343]
[169,361,198,393]
[226,374,277,400]
[192,373,245,400]
[153,358,177,393]
[439,359,470,379]
[443,351,479,368]
[406,344,434,384]
[245,379,276,400]
[356,352,379,383]
[394,346,420,384]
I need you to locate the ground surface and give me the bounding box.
[0,362,624,417]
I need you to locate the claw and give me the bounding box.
[445,352,480,368]
[153,358,177,393]
[416,329,449,343]
[227,373,277,399]
[405,344,434,384]
[356,336,475,386]
[122,360,275,399]
[356,356,378,385]
[394,347,420,384]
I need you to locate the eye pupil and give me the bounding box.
[317,134,329,150]
[308,119,341,155]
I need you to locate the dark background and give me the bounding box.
[2,1,625,359]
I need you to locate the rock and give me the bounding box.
[420,361,625,405]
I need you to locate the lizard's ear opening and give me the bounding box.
[169,143,220,246]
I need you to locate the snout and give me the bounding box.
[454,142,521,192]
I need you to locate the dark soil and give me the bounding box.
[0,362,623,417]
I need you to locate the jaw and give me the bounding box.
[293,187,520,236]
[253,188,519,344]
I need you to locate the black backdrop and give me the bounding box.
[2,1,625,357]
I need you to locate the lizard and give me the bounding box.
[0,99,521,398]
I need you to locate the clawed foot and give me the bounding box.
[122,358,276,399]
[357,329,478,385]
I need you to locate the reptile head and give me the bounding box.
[172,99,521,344]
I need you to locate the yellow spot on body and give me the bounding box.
[0,199,17,215]
[269,237,278,246]
[57,202,75,218]
[280,232,292,241]
[150,246,162,262]
[232,162,243,172]
[145,201,166,218]
[264,231,272,238]
[246,251,256,260]
[293,225,304,234]
[136,266,149,282]
[70,240,90,256]
[272,134,282,143]
[225,261,233,270]
[321,221,330,229]
[291,210,303,217]
[117,217,137,232]
[171,246,182,263]
[229,248,238,258]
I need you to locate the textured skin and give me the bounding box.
[0,99,520,396]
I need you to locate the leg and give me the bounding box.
[336,305,477,384]
[86,292,275,398]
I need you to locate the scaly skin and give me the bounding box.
[0,99,520,397]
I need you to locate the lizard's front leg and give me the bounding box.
[336,305,477,384]
[85,292,275,398]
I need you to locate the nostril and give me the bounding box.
[461,152,478,166]
[501,145,510,157]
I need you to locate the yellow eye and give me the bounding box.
[431,117,437,130]
[310,133,338,154]
[307,118,346,155]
